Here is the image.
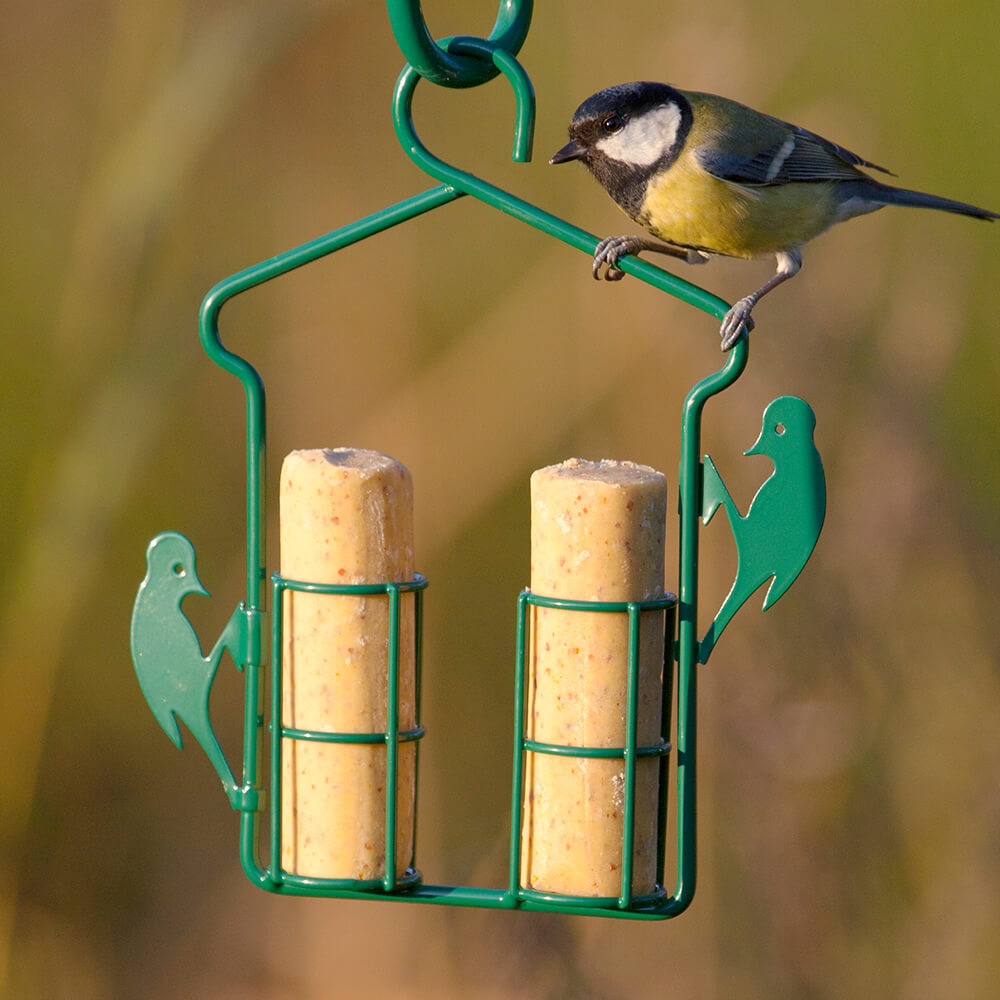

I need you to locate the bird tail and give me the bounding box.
[864,180,998,220]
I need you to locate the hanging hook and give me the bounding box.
[386,0,533,88]
[443,36,535,161]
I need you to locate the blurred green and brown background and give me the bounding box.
[3,1,999,996]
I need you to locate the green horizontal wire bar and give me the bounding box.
[521,590,677,614]
[266,883,514,907]
[242,878,688,919]
[522,738,669,759]
[281,725,426,744]
[272,573,429,597]
[201,188,459,329]
[280,868,423,894]
[519,885,666,911]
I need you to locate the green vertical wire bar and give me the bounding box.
[617,602,641,910]
[669,338,750,915]
[383,582,401,892]
[655,606,676,887]
[236,630,266,856]
[269,575,284,883]
[508,590,529,903]
[411,586,424,875]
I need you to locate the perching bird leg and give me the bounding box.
[592,235,697,280]
[719,249,802,350]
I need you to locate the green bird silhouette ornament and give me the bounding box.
[130,531,244,797]
[699,396,826,662]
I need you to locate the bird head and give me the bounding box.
[745,396,817,460]
[143,531,209,600]
[551,82,692,214]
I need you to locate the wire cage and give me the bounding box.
[129,0,825,921]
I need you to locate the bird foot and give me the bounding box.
[592,235,646,281]
[719,297,756,350]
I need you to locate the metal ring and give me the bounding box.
[386,0,533,88]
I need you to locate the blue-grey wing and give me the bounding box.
[697,121,893,187]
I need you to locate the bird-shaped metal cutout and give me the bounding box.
[698,396,826,662]
[130,531,245,799]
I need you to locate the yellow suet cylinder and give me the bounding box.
[279,448,416,881]
[521,458,667,897]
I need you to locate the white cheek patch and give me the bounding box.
[596,103,681,167]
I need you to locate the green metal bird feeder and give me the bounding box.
[130,0,826,920]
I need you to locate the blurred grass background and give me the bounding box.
[2,0,999,996]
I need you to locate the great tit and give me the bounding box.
[551,82,997,349]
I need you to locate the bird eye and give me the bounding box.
[601,113,625,134]
[172,563,186,577]
[774,423,786,436]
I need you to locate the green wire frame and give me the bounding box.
[512,592,679,914]
[268,574,428,895]
[186,5,753,919]
[252,573,684,919]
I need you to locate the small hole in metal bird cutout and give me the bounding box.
[172,563,185,577]
[775,423,786,435]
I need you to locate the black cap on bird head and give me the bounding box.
[550,82,689,166]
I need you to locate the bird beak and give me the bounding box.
[550,139,586,164]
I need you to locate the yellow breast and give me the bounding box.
[637,150,842,259]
